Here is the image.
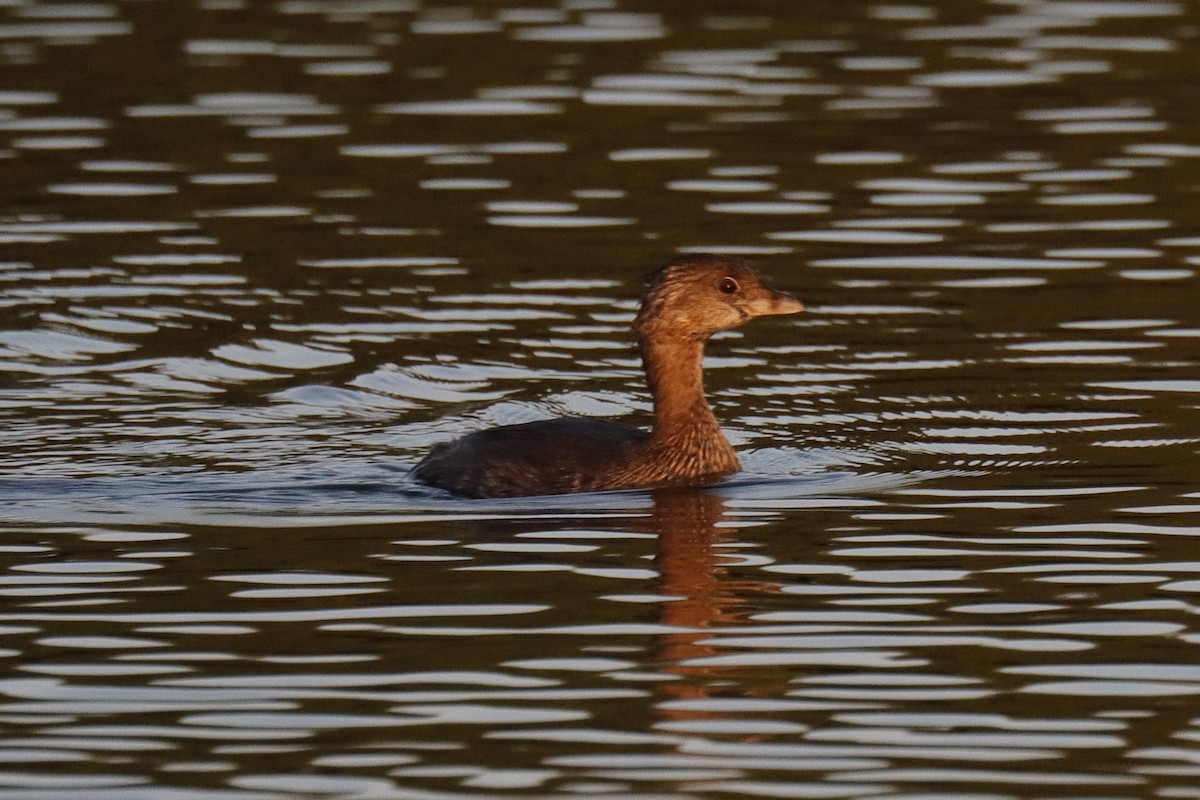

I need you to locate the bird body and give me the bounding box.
[411,255,804,498]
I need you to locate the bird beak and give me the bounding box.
[748,287,805,317]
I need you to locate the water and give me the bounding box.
[2,0,1200,797]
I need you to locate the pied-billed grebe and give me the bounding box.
[412,254,804,498]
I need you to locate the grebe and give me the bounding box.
[411,254,804,497]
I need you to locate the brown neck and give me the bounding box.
[639,334,721,439]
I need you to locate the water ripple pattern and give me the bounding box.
[1,0,1200,798]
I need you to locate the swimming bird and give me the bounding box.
[411,254,805,497]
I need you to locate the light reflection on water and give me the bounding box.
[2,0,1200,797]
[3,476,1199,797]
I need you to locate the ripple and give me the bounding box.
[516,13,667,43]
[813,256,1103,270]
[196,206,312,218]
[669,179,775,193]
[185,711,415,730]
[516,22,666,43]
[939,276,1046,288]
[915,70,1054,88]
[1022,168,1132,182]
[840,56,923,71]
[1120,268,1194,280]
[232,587,384,599]
[709,202,829,215]
[1090,380,1200,394]
[37,636,166,649]
[211,572,386,586]
[422,178,511,191]
[234,775,398,795]
[127,93,336,118]
[343,142,563,163]
[381,99,560,115]
[860,178,1025,193]
[279,1,419,14]
[46,183,175,197]
[12,135,105,149]
[1031,34,1175,52]
[677,245,795,256]
[487,201,578,214]
[871,193,987,206]
[411,19,502,35]
[0,329,137,361]
[246,123,349,139]
[838,217,961,230]
[1046,247,1159,259]
[609,148,712,161]
[1062,318,1171,330]
[1041,193,1155,206]
[351,364,511,404]
[0,221,197,235]
[141,357,277,389]
[815,151,907,165]
[1053,120,1166,135]
[299,257,458,269]
[594,74,746,92]
[768,230,942,244]
[113,254,241,266]
[1007,340,1158,352]
[15,560,158,574]
[585,90,753,107]
[487,215,634,228]
[0,116,108,132]
[341,143,462,159]
[185,38,277,55]
[1022,680,1200,698]
[1128,143,1200,158]
[1023,105,1155,121]
[0,91,58,105]
[211,340,354,370]
[935,159,1056,175]
[505,657,634,672]
[0,21,132,40]
[304,60,392,76]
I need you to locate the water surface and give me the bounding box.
[2,0,1200,797]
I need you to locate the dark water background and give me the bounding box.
[3,0,1200,797]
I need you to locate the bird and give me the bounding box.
[411,254,805,498]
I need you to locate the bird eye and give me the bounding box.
[719,277,739,294]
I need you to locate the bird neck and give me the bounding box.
[639,334,722,440]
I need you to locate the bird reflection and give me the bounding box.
[652,488,739,645]
[647,488,778,714]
